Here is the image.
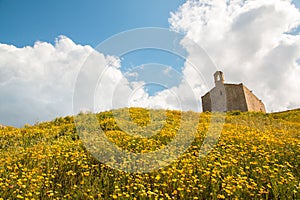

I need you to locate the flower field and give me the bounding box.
[0,108,299,199]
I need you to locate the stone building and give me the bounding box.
[201,71,266,112]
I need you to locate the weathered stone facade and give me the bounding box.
[201,71,266,112]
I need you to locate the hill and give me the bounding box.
[0,108,299,199]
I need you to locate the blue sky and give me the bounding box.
[0,0,186,126]
[0,0,298,73]
[1,0,299,49]
[1,0,300,126]
[0,0,187,97]
[0,0,185,47]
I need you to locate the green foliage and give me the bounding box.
[0,108,299,199]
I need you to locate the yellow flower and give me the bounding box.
[155,175,161,181]
[217,194,225,199]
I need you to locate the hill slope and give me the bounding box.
[0,108,299,199]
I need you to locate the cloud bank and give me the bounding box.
[1,0,300,126]
[0,35,199,127]
[169,0,300,112]
[0,36,114,126]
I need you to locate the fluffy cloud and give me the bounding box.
[2,0,300,126]
[169,0,300,112]
[0,35,195,127]
[0,36,185,127]
[0,36,122,126]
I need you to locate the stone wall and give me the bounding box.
[242,85,266,112]
[201,71,266,113]
[202,84,227,112]
[225,84,248,112]
[201,83,266,112]
[201,92,211,112]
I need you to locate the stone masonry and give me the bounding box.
[201,71,266,112]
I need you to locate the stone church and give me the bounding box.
[201,71,266,112]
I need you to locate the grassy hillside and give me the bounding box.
[0,108,299,199]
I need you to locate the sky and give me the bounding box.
[1,0,300,127]
[0,0,185,47]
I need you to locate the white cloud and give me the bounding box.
[0,35,193,127]
[0,36,121,126]
[2,0,300,126]
[169,0,300,112]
